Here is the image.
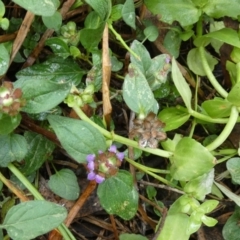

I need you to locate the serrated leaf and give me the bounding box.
[47,115,107,163]
[171,58,192,110]
[202,97,233,118]
[20,131,55,175]
[2,200,67,240]
[227,82,240,106]
[45,37,70,59]
[48,169,80,200]
[187,48,218,76]
[14,78,71,114]
[42,11,62,31]
[16,56,85,85]
[227,157,240,184]
[170,137,216,181]
[12,0,59,16]
[144,0,200,27]
[203,0,240,19]
[0,43,10,75]
[0,134,28,167]
[122,63,155,115]
[97,170,138,220]
[130,40,151,74]
[122,0,136,29]
[158,107,190,131]
[0,113,21,135]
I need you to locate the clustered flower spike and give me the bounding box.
[86,145,124,184]
[0,81,25,116]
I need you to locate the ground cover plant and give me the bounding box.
[1,0,240,239]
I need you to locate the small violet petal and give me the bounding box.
[108,145,117,153]
[86,154,95,162]
[95,174,105,183]
[116,152,124,161]
[87,171,96,180]
[98,150,103,154]
[87,161,95,171]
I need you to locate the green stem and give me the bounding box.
[199,46,228,98]
[108,23,140,60]
[236,62,240,83]
[196,15,203,38]
[72,106,173,158]
[206,106,239,151]
[7,163,75,240]
[125,157,179,188]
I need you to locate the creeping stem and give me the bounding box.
[206,106,239,151]
[199,46,228,98]
[72,106,173,158]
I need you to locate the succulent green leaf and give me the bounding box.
[170,137,216,181]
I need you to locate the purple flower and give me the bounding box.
[86,154,95,162]
[87,161,95,171]
[108,145,117,153]
[116,152,124,161]
[87,171,96,180]
[165,55,171,64]
[95,174,105,183]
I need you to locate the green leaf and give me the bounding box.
[227,157,240,184]
[120,233,148,240]
[48,169,80,200]
[47,115,107,163]
[144,0,200,27]
[170,137,216,181]
[202,97,233,118]
[163,29,181,58]
[158,107,190,131]
[194,28,240,48]
[146,54,171,91]
[20,131,55,175]
[143,25,159,42]
[223,207,240,240]
[201,215,218,227]
[171,58,192,110]
[16,56,85,85]
[146,185,157,200]
[0,113,21,135]
[122,0,136,29]
[157,213,190,240]
[0,134,28,167]
[85,0,111,21]
[14,78,71,114]
[0,43,10,75]
[12,0,59,17]
[122,63,155,116]
[203,0,240,19]
[110,4,123,21]
[42,11,62,31]
[184,169,214,201]
[97,170,138,220]
[227,82,240,106]
[187,48,218,76]
[214,181,240,206]
[45,37,70,59]
[0,1,5,16]
[2,200,67,240]
[199,200,219,213]
[130,40,151,74]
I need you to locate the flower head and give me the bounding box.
[86,145,124,184]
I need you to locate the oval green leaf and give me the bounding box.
[0,113,21,135]
[48,169,80,200]
[226,157,240,184]
[97,170,138,220]
[47,115,107,163]
[0,43,10,75]
[2,200,67,240]
[227,82,240,106]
